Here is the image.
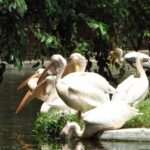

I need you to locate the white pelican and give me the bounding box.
[111,57,149,107]
[124,52,150,69]
[37,54,115,114]
[16,53,87,114]
[60,101,139,139]
[40,53,87,113]
[61,53,87,78]
[60,57,147,140]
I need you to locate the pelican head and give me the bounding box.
[69,53,86,72]
[60,122,79,141]
[38,54,67,84]
[17,68,45,90]
[62,53,86,78]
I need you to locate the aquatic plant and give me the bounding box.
[33,112,80,142]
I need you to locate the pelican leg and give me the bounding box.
[77,111,82,121]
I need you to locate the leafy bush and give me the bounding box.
[33,112,79,142]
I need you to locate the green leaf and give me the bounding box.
[41,35,46,43]
[46,37,53,45]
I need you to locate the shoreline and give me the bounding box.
[97,128,150,142]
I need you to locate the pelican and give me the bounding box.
[60,101,139,139]
[16,53,87,114]
[111,57,149,107]
[109,48,150,69]
[124,52,150,69]
[61,53,87,78]
[109,47,124,65]
[37,54,115,115]
[60,57,147,140]
[16,68,49,114]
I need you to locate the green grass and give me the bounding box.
[124,99,150,128]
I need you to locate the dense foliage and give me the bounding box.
[0,0,149,78]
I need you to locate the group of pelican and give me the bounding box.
[109,48,150,69]
[16,53,86,114]
[16,51,149,140]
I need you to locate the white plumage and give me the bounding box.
[16,53,87,114]
[38,54,115,113]
[60,101,139,139]
[60,57,148,139]
[112,57,149,107]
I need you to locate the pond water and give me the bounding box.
[0,65,150,150]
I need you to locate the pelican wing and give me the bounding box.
[83,102,139,130]
[66,85,108,111]
[112,75,149,106]
[56,72,115,112]
[62,72,115,94]
[125,78,149,106]
[115,75,134,90]
[111,75,135,102]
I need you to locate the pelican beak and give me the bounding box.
[16,79,47,114]
[15,90,32,114]
[17,72,41,91]
[75,65,80,72]
[37,61,55,84]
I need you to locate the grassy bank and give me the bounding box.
[33,99,150,141]
[33,112,79,142]
[124,99,150,128]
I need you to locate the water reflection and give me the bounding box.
[39,139,150,150]
[0,65,150,150]
[16,133,32,150]
[61,139,105,150]
[101,141,150,150]
[0,66,41,149]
